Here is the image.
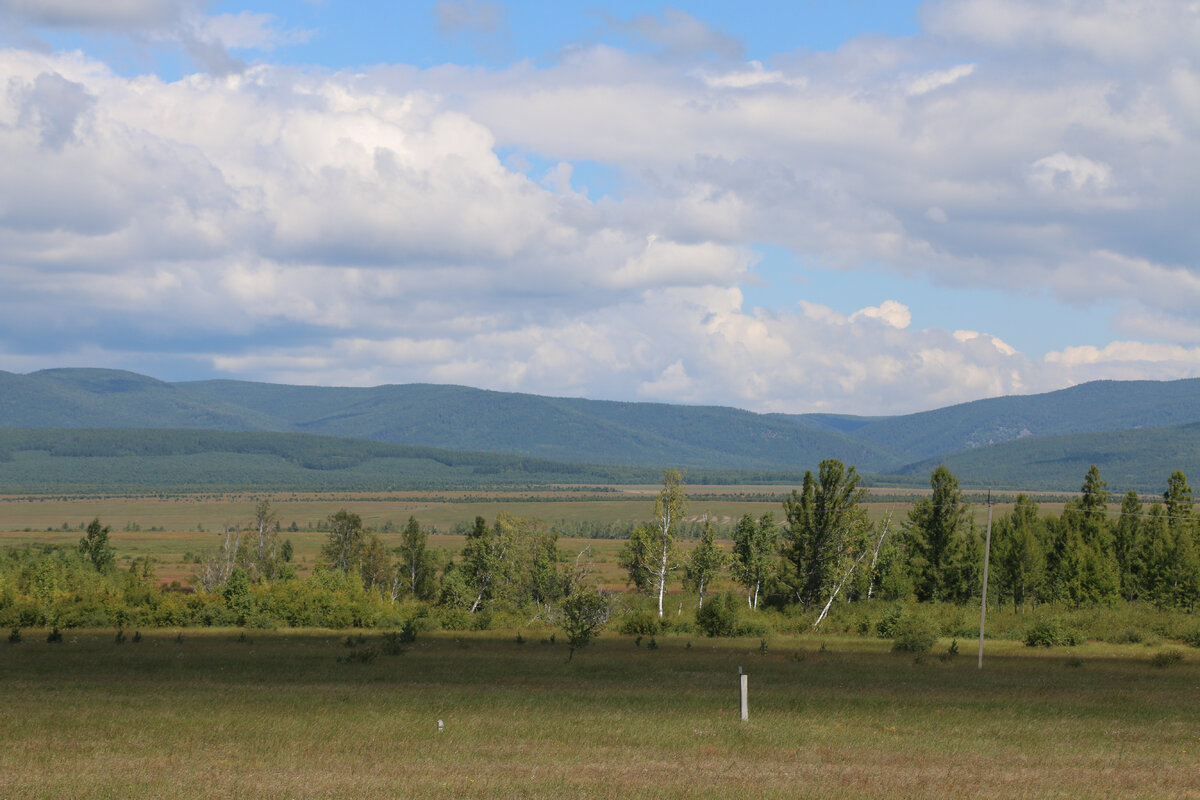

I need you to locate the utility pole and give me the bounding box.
[977,490,993,669]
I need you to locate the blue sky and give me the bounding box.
[1,1,1198,414]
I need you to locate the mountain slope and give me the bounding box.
[4,369,1200,482]
[890,421,1200,492]
[791,378,1200,461]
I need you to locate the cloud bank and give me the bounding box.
[0,0,1198,414]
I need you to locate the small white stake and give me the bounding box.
[740,673,749,721]
[437,719,444,732]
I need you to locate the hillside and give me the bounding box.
[2,368,1200,490]
[0,370,898,472]
[889,421,1200,493]
[792,378,1200,461]
[0,428,672,492]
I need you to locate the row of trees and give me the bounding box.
[620,463,1199,621]
[3,463,1195,634]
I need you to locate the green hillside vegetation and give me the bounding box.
[173,379,901,470]
[0,428,670,492]
[3,369,1200,490]
[818,378,1200,460]
[894,421,1200,492]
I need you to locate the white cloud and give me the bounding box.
[1029,152,1112,193]
[850,300,912,329]
[907,62,975,95]
[2,2,1200,414]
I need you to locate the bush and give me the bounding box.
[379,631,406,656]
[876,604,905,639]
[891,613,938,653]
[1106,628,1145,645]
[696,593,740,638]
[1182,626,1200,648]
[1151,650,1184,668]
[1025,619,1083,648]
[620,609,663,636]
[737,617,774,639]
[437,608,470,631]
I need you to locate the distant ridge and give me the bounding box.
[2,368,1200,490]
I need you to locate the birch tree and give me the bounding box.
[731,513,776,609]
[399,516,436,600]
[651,470,686,617]
[683,517,727,610]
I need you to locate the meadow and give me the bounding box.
[0,488,1049,589]
[1,628,1196,799]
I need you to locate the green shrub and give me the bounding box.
[620,609,662,636]
[1025,619,1083,648]
[1182,627,1200,648]
[437,608,470,631]
[1151,650,1184,668]
[696,593,740,638]
[1106,628,1145,645]
[876,604,905,639]
[891,613,938,653]
[379,631,406,656]
[737,617,774,639]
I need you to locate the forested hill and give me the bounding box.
[1,368,1199,488]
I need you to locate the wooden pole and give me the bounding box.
[740,673,748,721]
[977,491,993,669]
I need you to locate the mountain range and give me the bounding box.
[1,368,1198,492]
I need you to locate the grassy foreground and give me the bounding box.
[2,631,1198,799]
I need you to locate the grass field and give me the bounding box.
[0,489,1068,590]
[1,629,1196,799]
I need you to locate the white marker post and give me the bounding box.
[739,668,748,721]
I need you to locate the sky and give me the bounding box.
[1,0,1198,415]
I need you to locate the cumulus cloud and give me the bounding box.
[2,1,1200,414]
[850,300,912,330]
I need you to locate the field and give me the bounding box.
[0,488,1059,589]
[1,629,1197,799]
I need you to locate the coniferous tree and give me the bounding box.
[1138,504,1174,609]
[782,459,869,610]
[1114,491,1143,601]
[1163,472,1198,610]
[903,466,975,602]
[992,494,1045,612]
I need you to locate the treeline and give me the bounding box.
[692,462,1199,618]
[1,463,1198,638]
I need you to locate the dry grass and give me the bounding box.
[1,630,1196,799]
